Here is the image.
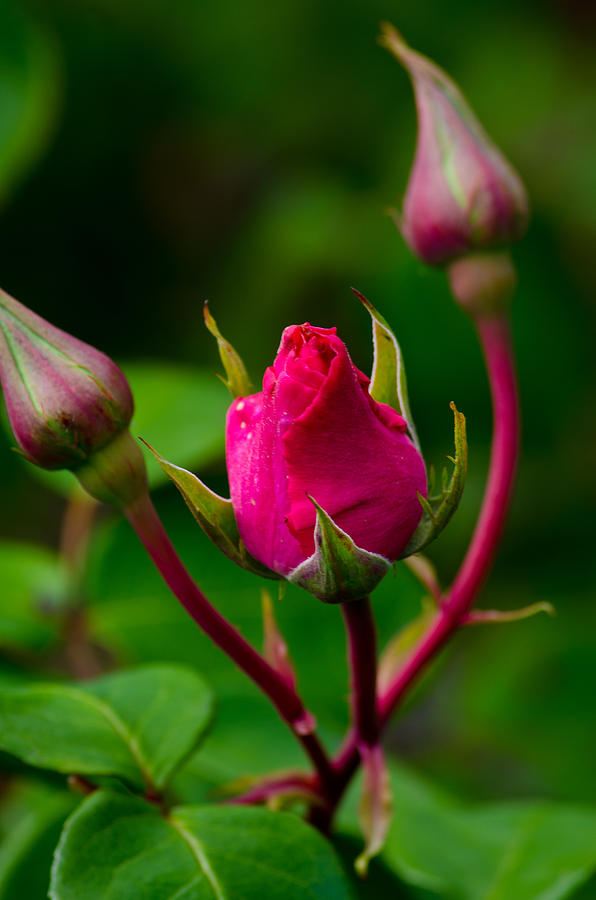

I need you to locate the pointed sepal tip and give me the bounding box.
[203,301,253,398]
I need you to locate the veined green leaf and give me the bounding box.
[0,665,214,792]
[50,791,352,900]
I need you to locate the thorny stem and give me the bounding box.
[330,312,520,808]
[124,491,335,792]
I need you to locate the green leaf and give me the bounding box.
[340,760,596,900]
[125,361,231,488]
[50,790,353,900]
[203,302,253,398]
[355,290,419,451]
[0,665,214,792]
[401,402,467,558]
[289,497,391,603]
[0,542,68,651]
[0,780,76,900]
[148,450,277,579]
[0,3,60,203]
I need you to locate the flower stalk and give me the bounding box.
[123,489,334,788]
[329,305,520,812]
[341,597,379,750]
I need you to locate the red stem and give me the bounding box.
[341,597,379,749]
[331,312,520,797]
[227,773,317,806]
[124,491,334,788]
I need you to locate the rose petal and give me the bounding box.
[283,337,426,561]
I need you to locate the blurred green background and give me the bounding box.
[0,0,595,894]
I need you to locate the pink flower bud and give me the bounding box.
[0,288,133,470]
[226,324,426,578]
[382,25,529,266]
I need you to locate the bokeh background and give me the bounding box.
[0,0,595,896]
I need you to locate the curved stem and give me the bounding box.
[442,314,519,612]
[226,773,317,806]
[124,491,334,789]
[331,312,520,802]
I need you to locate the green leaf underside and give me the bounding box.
[50,791,352,900]
[0,665,213,791]
[339,760,596,900]
[401,402,467,557]
[357,291,420,451]
[153,454,277,579]
[289,498,391,603]
[203,303,253,399]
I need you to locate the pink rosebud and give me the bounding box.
[0,287,133,470]
[226,324,426,578]
[381,24,529,266]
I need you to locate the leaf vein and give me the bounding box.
[169,815,225,900]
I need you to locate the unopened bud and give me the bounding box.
[0,288,133,469]
[381,24,529,266]
[0,288,147,507]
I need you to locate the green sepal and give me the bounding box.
[355,743,393,877]
[400,402,467,558]
[203,302,253,398]
[288,497,391,603]
[353,288,420,450]
[144,443,279,580]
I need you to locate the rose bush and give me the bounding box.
[226,323,427,577]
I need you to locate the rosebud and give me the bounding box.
[0,288,146,506]
[225,323,426,599]
[381,24,529,266]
